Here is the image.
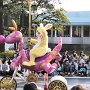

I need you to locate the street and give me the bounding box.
[0,76,90,90]
[12,77,90,90]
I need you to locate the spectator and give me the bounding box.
[78,63,87,76]
[79,54,85,64]
[70,84,87,90]
[70,61,76,75]
[86,60,90,76]
[55,54,62,68]
[0,60,2,75]
[70,59,78,75]
[79,51,84,58]
[23,82,39,90]
[1,58,10,76]
[51,66,62,76]
[62,60,71,75]
[71,50,78,63]
[7,59,12,65]
[55,54,62,67]
[71,50,78,58]
[61,50,71,63]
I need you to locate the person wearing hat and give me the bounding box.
[48,75,68,90]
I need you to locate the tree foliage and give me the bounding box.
[3,0,69,34]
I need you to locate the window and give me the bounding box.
[72,26,81,37]
[63,26,70,37]
[84,26,90,37]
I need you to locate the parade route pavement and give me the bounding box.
[0,76,90,90]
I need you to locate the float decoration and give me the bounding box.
[0,35,5,44]
[1,20,62,90]
[22,23,53,66]
[5,20,62,74]
[0,76,17,90]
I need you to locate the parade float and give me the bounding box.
[0,0,64,89]
[0,35,5,44]
[0,19,62,90]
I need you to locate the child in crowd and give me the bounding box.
[62,60,71,75]
[78,63,87,76]
[70,61,76,75]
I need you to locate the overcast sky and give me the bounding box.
[60,0,90,11]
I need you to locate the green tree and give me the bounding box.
[0,0,5,52]
[3,0,69,34]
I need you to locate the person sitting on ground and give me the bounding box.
[86,59,90,76]
[71,50,78,61]
[70,61,76,75]
[61,50,71,63]
[70,59,78,75]
[62,60,71,75]
[78,62,87,76]
[70,84,87,90]
[79,54,86,64]
[79,51,84,58]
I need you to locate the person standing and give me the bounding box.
[1,57,10,76]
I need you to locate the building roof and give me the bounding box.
[65,11,90,25]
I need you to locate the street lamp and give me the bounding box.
[26,0,32,50]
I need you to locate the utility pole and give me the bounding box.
[27,0,32,50]
[0,0,5,52]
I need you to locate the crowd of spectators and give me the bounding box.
[50,50,90,77]
[0,50,90,77]
[0,50,89,90]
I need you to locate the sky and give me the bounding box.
[60,0,90,11]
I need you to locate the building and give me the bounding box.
[48,11,90,52]
[5,11,90,53]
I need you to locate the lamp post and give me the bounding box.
[27,0,32,50]
[26,0,32,76]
